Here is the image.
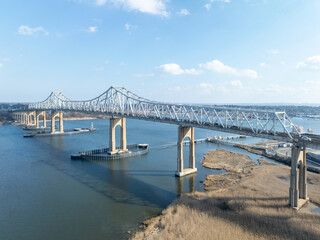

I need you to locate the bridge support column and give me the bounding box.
[59,111,64,133]
[24,112,28,125]
[36,111,46,128]
[289,144,308,208]
[27,111,36,126]
[51,111,64,134]
[108,117,127,154]
[175,126,197,177]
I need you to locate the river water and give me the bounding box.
[0,117,318,239]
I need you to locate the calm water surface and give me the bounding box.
[0,117,318,239]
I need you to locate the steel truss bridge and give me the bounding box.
[27,86,320,149]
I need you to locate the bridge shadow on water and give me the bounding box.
[34,137,182,209]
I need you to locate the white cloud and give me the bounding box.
[230,80,242,87]
[199,59,258,78]
[260,62,267,67]
[0,63,3,68]
[296,61,307,69]
[296,55,320,70]
[204,3,211,10]
[95,0,168,16]
[307,55,320,63]
[243,69,258,78]
[200,60,236,74]
[200,82,215,93]
[176,9,190,16]
[205,0,230,10]
[96,0,107,6]
[158,63,202,75]
[125,23,137,30]
[268,49,279,55]
[88,26,98,32]
[18,25,49,36]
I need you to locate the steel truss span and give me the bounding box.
[27,86,302,141]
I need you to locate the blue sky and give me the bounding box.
[0,0,320,103]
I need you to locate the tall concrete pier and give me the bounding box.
[289,144,308,208]
[109,117,127,154]
[176,126,197,177]
[36,110,46,128]
[51,111,64,134]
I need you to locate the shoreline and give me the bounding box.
[131,149,320,240]
[1,116,110,126]
[235,144,320,174]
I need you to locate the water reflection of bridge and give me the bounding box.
[12,86,320,208]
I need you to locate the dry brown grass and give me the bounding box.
[132,156,320,240]
[201,149,257,172]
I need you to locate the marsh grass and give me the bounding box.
[133,159,320,240]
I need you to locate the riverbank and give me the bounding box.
[132,150,320,240]
[236,144,320,174]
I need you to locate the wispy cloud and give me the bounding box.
[95,0,168,17]
[125,23,137,30]
[88,26,98,33]
[296,55,320,70]
[0,63,3,68]
[204,3,211,11]
[200,82,214,93]
[176,9,190,16]
[199,59,258,78]
[268,49,279,55]
[158,63,202,75]
[204,0,230,11]
[18,25,49,36]
[230,80,243,87]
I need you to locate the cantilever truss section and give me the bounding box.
[28,86,300,139]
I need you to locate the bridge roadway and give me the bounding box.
[12,86,320,208]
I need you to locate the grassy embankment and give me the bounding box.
[132,149,320,240]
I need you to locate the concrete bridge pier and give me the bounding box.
[176,126,197,177]
[51,111,64,134]
[23,112,28,125]
[109,117,127,154]
[36,111,46,128]
[289,144,308,208]
[27,111,36,126]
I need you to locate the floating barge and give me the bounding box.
[71,144,149,161]
[23,127,95,138]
